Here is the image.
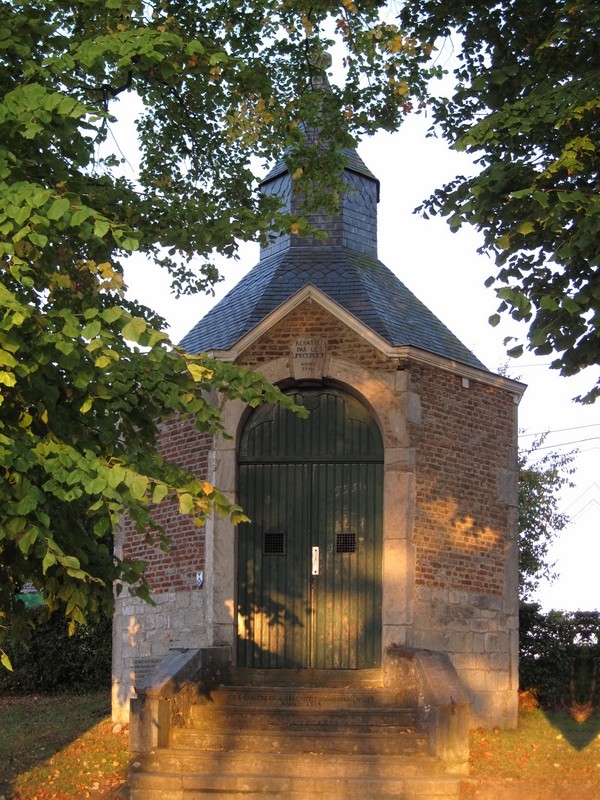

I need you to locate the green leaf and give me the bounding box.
[131,474,149,500]
[28,231,49,250]
[561,297,581,314]
[82,320,102,339]
[56,340,75,355]
[47,198,70,220]
[94,219,110,239]
[0,349,18,368]
[516,221,535,236]
[16,495,39,515]
[70,207,93,226]
[152,483,169,504]
[510,186,535,200]
[18,527,39,554]
[122,317,147,342]
[0,371,17,387]
[178,493,194,514]
[42,551,56,574]
[94,355,111,369]
[106,465,127,489]
[187,40,206,55]
[85,475,107,494]
[101,306,124,324]
[1,651,13,672]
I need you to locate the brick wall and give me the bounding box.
[406,361,519,727]
[239,300,394,372]
[409,362,516,596]
[121,414,213,595]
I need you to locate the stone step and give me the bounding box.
[128,768,461,799]
[206,685,411,709]
[136,749,447,780]
[228,667,386,688]
[127,677,461,800]
[189,704,418,730]
[170,726,430,755]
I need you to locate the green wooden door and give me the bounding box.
[237,388,383,669]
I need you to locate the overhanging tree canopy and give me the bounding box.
[0,0,435,664]
[518,439,574,601]
[400,0,600,403]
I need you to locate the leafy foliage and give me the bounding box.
[518,437,574,600]
[520,603,600,709]
[400,0,600,403]
[0,604,111,694]
[0,0,437,662]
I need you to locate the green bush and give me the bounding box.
[0,605,111,694]
[519,603,600,709]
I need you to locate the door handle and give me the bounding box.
[311,546,320,576]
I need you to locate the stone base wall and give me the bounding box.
[412,585,518,728]
[112,588,207,722]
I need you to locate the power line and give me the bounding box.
[563,484,600,514]
[505,362,554,368]
[520,424,600,438]
[569,499,600,522]
[525,436,599,451]
[575,446,600,455]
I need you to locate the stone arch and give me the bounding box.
[203,355,415,657]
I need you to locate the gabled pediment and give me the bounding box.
[181,246,489,373]
[206,283,391,360]
[206,282,525,395]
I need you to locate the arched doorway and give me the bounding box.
[237,387,383,669]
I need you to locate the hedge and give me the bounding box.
[0,603,112,694]
[519,602,600,709]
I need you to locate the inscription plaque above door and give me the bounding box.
[290,337,326,380]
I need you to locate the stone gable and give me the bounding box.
[237,299,394,373]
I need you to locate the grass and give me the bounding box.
[464,697,600,800]
[0,693,129,799]
[1,692,599,799]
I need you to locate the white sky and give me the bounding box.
[117,98,599,615]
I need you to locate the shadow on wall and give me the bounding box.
[235,572,383,670]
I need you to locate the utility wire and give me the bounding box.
[563,484,600,513]
[569,499,600,522]
[524,436,599,451]
[520,424,600,438]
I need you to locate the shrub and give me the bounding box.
[0,604,111,694]
[519,602,600,709]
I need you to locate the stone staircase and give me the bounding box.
[128,663,466,799]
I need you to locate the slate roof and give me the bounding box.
[262,147,379,195]
[179,246,488,372]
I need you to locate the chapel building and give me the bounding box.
[113,143,525,729]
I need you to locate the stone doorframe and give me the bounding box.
[203,355,417,662]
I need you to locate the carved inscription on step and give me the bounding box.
[229,692,376,707]
[290,338,326,380]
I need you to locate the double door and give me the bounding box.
[236,388,383,669]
